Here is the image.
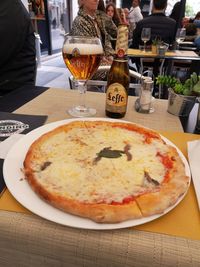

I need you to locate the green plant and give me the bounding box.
[156,72,200,96]
[152,36,162,46]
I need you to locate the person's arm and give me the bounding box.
[105,15,118,39]
[0,1,27,68]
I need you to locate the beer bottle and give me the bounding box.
[105,24,130,118]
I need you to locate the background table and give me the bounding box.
[128,49,199,61]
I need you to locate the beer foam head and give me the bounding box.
[63,43,103,55]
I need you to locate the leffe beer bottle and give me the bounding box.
[105,24,130,118]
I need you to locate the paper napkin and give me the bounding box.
[0,134,24,159]
[188,140,200,211]
[0,134,24,194]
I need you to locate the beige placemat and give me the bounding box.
[13,88,183,132]
[0,131,200,240]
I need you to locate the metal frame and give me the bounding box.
[69,65,145,95]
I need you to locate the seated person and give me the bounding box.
[130,0,176,96]
[106,2,121,28]
[185,23,197,42]
[71,0,114,61]
[0,0,36,94]
[71,0,115,83]
[123,8,130,23]
[130,0,176,49]
[128,0,143,25]
[194,19,200,50]
[194,11,200,21]
[182,17,191,27]
[97,0,118,41]
[192,11,200,36]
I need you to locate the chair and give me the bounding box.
[69,65,145,96]
[171,42,200,84]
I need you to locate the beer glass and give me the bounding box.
[62,36,103,117]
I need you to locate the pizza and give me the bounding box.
[23,120,189,223]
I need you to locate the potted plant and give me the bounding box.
[156,72,200,116]
[151,37,162,54]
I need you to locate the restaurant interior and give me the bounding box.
[0,0,200,266]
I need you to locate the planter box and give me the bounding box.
[167,88,196,116]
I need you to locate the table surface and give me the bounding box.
[0,87,200,267]
[128,48,200,60]
[11,88,183,132]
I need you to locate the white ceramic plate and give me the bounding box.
[3,118,191,230]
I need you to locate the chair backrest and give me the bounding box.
[69,65,145,95]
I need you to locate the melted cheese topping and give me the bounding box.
[31,122,171,204]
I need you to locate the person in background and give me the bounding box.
[130,0,176,49]
[180,12,200,52]
[193,11,200,32]
[170,1,182,29]
[118,8,129,25]
[128,0,143,25]
[130,0,176,95]
[181,11,200,26]
[185,23,197,42]
[0,0,36,94]
[182,17,191,27]
[194,11,200,21]
[71,0,114,64]
[123,8,130,22]
[106,2,121,27]
[193,15,200,50]
[97,0,118,40]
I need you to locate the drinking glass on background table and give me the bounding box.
[62,36,103,117]
[175,28,186,49]
[141,28,151,52]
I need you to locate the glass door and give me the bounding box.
[47,0,70,53]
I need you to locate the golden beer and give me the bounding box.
[62,43,103,80]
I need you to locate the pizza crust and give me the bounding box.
[135,148,189,216]
[23,120,190,223]
[24,165,142,223]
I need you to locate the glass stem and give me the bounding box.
[77,80,87,112]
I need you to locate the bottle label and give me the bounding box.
[106,83,127,112]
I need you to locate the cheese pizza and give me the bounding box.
[23,120,189,223]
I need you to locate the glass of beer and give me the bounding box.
[62,36,103,117]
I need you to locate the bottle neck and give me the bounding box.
[113,54,128,61]
[115,24,129,57]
